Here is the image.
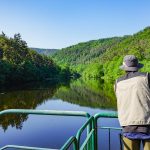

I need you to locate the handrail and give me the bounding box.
[0,110,122,150]
[94,112,118,120]
[0,109,90,150]
[0,109,90,118]
[0,145,57,150]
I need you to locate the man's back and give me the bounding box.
[115,55,150,150]
[116,71,150,126]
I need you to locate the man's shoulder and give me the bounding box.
[116,75,127,83]
[116,72,148,83]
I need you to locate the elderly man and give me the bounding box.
[115,55,150,150]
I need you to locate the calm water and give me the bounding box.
[0,79,121,150]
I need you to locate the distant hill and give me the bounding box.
[31,48,59,56]
[52,26,150,81]
[52,37,125,65]
[53,27,150,65]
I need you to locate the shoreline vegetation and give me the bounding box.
[52,26,150,82]
[1,27,150,94]
[0,33,78,87]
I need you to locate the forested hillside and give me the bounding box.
[52,27,150,81]
[1,27,149,86]
[53,37,124,65]
[0,33,71,86]
[31,47,58,56]
[101,27,150,81]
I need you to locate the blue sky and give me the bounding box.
[0,0,150,49]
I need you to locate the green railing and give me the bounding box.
[60,136,77,150]
[0,109,122,150]
[76,116,95,150]
[94,113,122,150]
[0,145,57,150]
[0,109,90,150]
[74,112,121,150]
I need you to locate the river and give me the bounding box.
[0,79,121,150]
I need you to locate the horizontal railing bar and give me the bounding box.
[0,145,57,150]
[94,112,118,120]
[98,127,122,130]
[0,109,90,118]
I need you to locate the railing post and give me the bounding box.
[87,117,92,150]
[92,120,95,150]
[94,117,98,150]
[108,128,110,150]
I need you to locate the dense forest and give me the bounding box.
[1,27,150,86]
[53,27,150,81]
[0,33,71,86]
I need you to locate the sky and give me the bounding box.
[0,0,150,49]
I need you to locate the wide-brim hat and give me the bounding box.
[120,55,144,71]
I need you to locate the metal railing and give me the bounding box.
[0,109,122,150]
[0,109,90,150]
[60,136,77,150]
[94,113,122,150]
[76,116,95,150]
[73,112,121,150]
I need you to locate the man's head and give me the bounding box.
[120,55,143,71]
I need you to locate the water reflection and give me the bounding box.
[55,79,116,109]
[0,81,59,131]
[0,79,116,132]
[0,79,120,149]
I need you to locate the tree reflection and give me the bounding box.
[0,79,116,131]
[55,79,117,109]
[0,81,59,131]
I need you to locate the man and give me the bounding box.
[115,55,150,150]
